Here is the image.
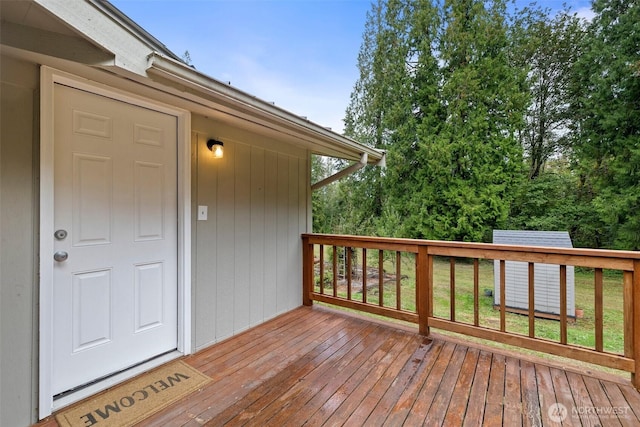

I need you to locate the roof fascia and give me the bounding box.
[87,0,182,62]
[34,0,161,74]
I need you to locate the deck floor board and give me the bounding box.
[36,305,640,427]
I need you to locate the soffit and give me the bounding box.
[0,1,114,64]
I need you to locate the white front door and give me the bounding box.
[51,84,178,395]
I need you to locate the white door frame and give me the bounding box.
[38,66,192,419]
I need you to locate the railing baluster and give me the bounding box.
[450,257,456,322]
[347,247,352,301]
[396,251,401,311]
[362,248,367,304]
[500,260,506,332]
[528,262,535,338]
[415,253,419,319]
[428,253,433,321]
[302,237,313,306]
[417,246,430,335]
[633,261,640,390]
[332,245,338,297]
[379,250,384,307]
[473,259,479,327]
[595,268,604,352]
[319,244,324,295]
[560,265,567,345]
[623,269,633,359]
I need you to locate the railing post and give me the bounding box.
[417,245,430,336]
[302,236,313,306]
[633,261,640,390]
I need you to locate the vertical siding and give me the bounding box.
[263,150,279,318]
[234,143,251,332]
[249,147,265,326]
[493,230,575,316]
[194,133,218,348]
[193,117,309,350]
[276,154,290,313]
[215,139,235,340]
[287,157,302,310]
[0,57,39,426]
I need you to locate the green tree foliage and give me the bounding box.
[570,0,640,249]
[311,156,384,235]
[411,0,527,241]
[505,159,599,246]
[311,155,340,234]
[384,0,443,237]
[342,0,527,242]
[314,0,639,250]
[344,0,415,147]
[338,1,395,236]
[513,8,586,179]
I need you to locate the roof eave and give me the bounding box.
[146,53,384,164]
[87,0,182,62]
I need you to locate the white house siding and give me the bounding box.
[0,55,39,427]
[192,114,309,351]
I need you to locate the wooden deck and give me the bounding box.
[38,306,640,426]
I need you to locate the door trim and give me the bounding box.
[38,66,192,419]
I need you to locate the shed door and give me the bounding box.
[51,84,178,395]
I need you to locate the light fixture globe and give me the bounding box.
[206,139,224,158]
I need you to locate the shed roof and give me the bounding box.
[493,230,573,248]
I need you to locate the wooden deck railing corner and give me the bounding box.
[302,233,640,391]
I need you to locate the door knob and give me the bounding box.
[54,251,68,262]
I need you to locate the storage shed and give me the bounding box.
[493,230,575,318]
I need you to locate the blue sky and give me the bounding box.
[111,0,594,134]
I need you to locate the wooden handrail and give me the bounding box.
[302,233,640,390]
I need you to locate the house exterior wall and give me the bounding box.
[0,50,312,425]
[191,114,309,350]
[0,55,40,427]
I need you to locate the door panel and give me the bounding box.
[134,262,165,332]
[72,269,112,352]
[52,84,178,395]
[72,153,112,246]
[134,161,165,241]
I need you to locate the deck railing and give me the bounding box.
[302,233,640,390]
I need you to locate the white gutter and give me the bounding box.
[311,152,386,190]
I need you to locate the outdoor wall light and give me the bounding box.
[206,139,224,158]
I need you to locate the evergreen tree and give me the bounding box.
[340,0,531,242]
[570,0,640,249]
[409,0,527,241]
[343,0,425,237]
[383,0,443,237]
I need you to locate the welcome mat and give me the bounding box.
[55,360,210,427]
